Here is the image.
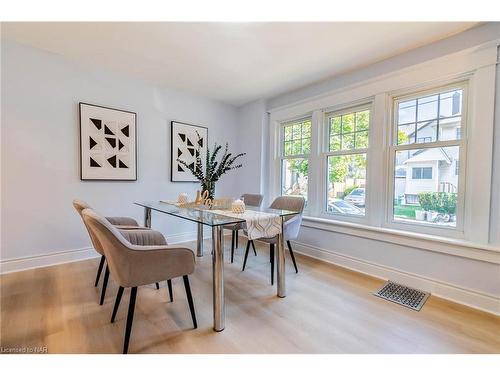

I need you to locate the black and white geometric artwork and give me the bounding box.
[80,103,137,180]
[171,121,208,182]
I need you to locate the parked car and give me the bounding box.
[327,199,363,215]
[344,188,365,207]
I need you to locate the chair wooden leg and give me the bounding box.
[242,240,251,271]
[123,286,138,354]
[231,230,235,264]
[167,279,173,302]
[183,275,197,329]
[251,240,257,256]
[270,244,275,285]
[95,255,105,287]
[99,265,110,305]
[287,240,298,273]
[111,286,124,323]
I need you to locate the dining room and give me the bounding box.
[1,3,500,372]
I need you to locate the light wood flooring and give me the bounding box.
[1,238,499,354]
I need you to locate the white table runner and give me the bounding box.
[211,209,281,240]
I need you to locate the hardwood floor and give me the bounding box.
[1,238,499,354]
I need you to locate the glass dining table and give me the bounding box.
[134,200,299,332]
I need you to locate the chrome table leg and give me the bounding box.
[144,207,152,228]
[277,217,286,298]
[212,226,225,331]
[197,222,204,257]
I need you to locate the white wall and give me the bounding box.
[232,99,268,196]
[0,39,241,265]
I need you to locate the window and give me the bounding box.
[280,117,311,201]
[392,85,465,228]
[412,167,433,179]
[325,107,370,217]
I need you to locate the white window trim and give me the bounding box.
[277,115,312,211]
[318,103,373,224]
[268,42,497,250]
[385,80,468,238]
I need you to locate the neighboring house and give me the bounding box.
[398,117,460,205]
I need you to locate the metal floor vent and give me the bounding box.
[374,281,430,311]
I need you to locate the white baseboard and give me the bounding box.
[291,240,500,316]
[0,247,100,275]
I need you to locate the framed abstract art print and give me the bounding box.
[79,102,137,181]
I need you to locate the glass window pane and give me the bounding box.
[397,124,416,145]
[439,90,462,118]
[302,121,311,138]
[327,154,367,216]
[438,117,462,141]
[398,100,416,124]
[412,167,421,179]
[393,146,459,227]
[330,135,341,151]
[416,120,437,143]
[396,88,463,144]
[282,118,312,156]
[342,133,355,150]
[282,158,308,201]
[302,138,311,154]
[330,116,341,135]
[291,140,302,155]
[417,95,438,122]
[342,113,355,133]
[422,167,432,179]
[355,110,370,131]
[355,131,368,149]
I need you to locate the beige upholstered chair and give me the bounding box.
[242,196,305,284]
[223,194,263,263]
[82,208,197,354]
[73,199,172,304]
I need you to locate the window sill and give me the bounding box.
[301,216,500,264]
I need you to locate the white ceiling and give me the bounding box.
[2,22,478,106]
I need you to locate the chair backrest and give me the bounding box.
[269,195,306,213]
[82,208,195,287]
[73,199,92,214]
[269,196,306,241]
[73,199,104,255]
[241,193,264,207]
[82,208,142,286]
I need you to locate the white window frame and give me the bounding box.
[319,103,373,223]
[278,115,312,205]
[385,81,468,237]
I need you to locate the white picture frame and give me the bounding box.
[79,103,137,181]
[171,121,208,182]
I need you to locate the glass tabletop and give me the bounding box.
[134,201,299,227]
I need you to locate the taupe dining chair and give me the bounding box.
[82,208,197,354]
[223,193,263,263]
[242,196,305,284]
[73,199,170,304]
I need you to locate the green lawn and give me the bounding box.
[394,204,421,219]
